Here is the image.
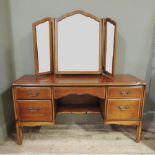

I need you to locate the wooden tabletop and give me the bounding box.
[12,74,146,86]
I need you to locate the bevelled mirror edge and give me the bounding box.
[54,10,103,75]
[103,18,117,76]
[32,17,54,76]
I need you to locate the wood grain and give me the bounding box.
[106,99,141,120]
[16,100,53,121]
[15,87,52,100]
[12,74,146,144]
[108,87,143,99]
[12,74,146,86]
[54,87,105,99]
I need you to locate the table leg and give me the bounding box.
[136,121,142,143]
[16,122,22,145]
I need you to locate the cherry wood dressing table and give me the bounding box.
[12,74,145,144]
[12,10,146,144]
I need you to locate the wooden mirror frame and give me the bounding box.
[54,10,103,75]
[32,11,118,77]
[32,17,54,76]
[103,18,117,76]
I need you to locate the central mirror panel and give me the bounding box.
[55,11,102,74]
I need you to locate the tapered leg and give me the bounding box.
[136,122,142,143]
[16,122,22,145]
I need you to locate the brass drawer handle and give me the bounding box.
[27,107,41,112]
[120,91,129,97]
[27,92,40,97]
[118,105,129,111]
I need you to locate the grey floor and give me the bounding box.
[0,115,155,154]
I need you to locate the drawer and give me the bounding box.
[54,87,105,99]
[106,99,141,120]
[15,87,52,99]
[16,100,53,121]
[108,87,143,99]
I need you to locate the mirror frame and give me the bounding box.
[103,18,117,76]
[32,17,54,76]
[54,10,103,75]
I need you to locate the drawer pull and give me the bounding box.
[118,105,129,111]
[27,107,41,112]
[120,91,129,97]
[27,92,40,97]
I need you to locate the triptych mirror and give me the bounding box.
[32,10,117,76]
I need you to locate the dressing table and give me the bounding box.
[12,10,146,145]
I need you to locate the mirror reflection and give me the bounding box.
[32,11,117,77]
[56,13,101,74]
[105,21,115,74]
[36,21,51,73]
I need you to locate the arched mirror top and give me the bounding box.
[105,18,117,27]
[56,10,102,22]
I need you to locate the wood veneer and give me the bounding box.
[106,99,141,120]
[16,100,53,121]
[54,87,105,99]
[108,87,143,99]
[12,74,146,144]
[15,87,52,100]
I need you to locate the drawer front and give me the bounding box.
[106,99,141,120]
[15,87,52,99]
[108,87,143,99]
[54,87,105,99]
[16,100,52,121]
